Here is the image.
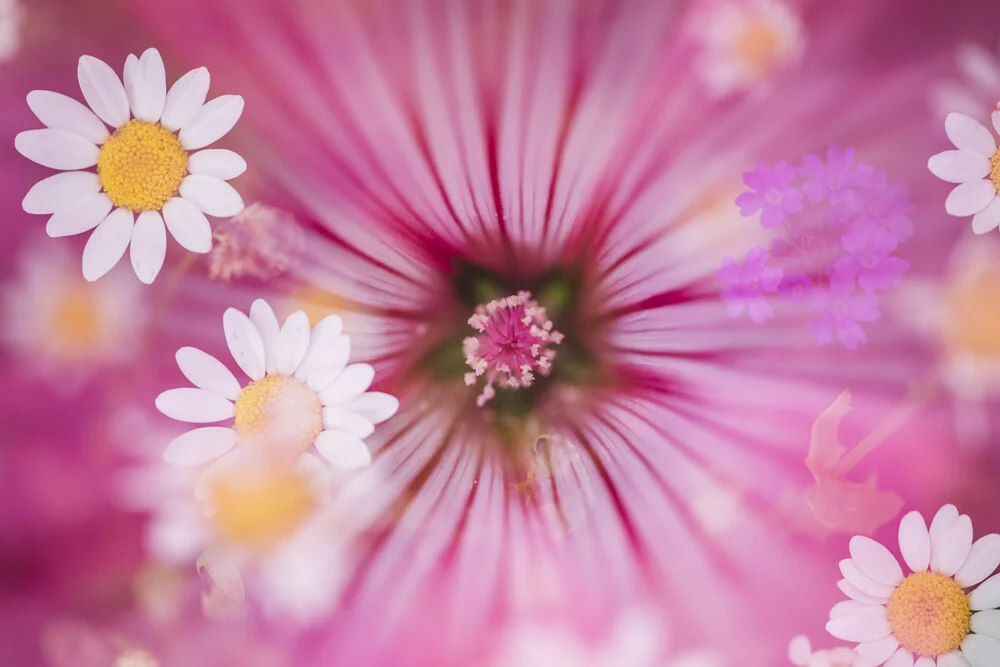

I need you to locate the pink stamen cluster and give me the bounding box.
[463,291,564,407]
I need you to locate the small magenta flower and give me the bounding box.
[735,161,804,227]
[464,292,563,407]
[718,246,784,324]
[799,144,878,203]
[808,278,882,349]
[833,222,910,294]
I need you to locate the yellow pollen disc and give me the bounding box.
[209,466,316,548]
[735,22,781,75]
[943,267,1000,357]
[233,374,323,458]
[991,148,1000,192]
[886,571,970,657]
[97,120,188,212]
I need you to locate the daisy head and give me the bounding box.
[826,504,1000,666]
[16,48,246,283]
[1,237,147,387]
[927,111,1000,234]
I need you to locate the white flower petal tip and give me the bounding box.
[162,197,213,253]
[315,431,373,469]
[344,392,399,424]
[928,151,991,183]
[179,174,245,217]
[850,536,904,586]
[945,113,997,156]
[883,648,914,667]
[969,573,1000,611]
[16,129,99,170]
[178,94,244,151]
[899,510,931,573]
[855,636,900,665]
[787,636,811,665]
[249,299,281,374]
[82,208,134,282]
[188,149,247,180]
[22,171,101,215]
[946,181,998,218]
[161,67,210,132]
[972,198,1000,234]
[932,514,974,577]
[124,47,167,123]
[955,534,1000,588]
[826,613,892,643]
[163,427,236,466]
[44,192,112,238]
[961,634,1000,667]
[155,387,235,423]
[223,307,267,381]
[175,346,242,401]
[318,363,375,405]
[277,311,311,376]
[77,55,130,129]
[26,90,109,145]
[130,211,167,284]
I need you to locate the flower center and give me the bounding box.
[97,120,188,212]
[735,21,781,74]
[944,268,1000,357]
[463,291,563,407]
[233,374,323,457]
[885,571,970,657]
[991,148,1000,192]
[208,465,316,548]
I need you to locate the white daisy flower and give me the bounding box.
[1,237,147,390]
[15,48,246,284]
[826,504,1000,667]
[789,635,872,667]
[155,298,398,474]
[691,0,804,97]
[927,112,1000,234]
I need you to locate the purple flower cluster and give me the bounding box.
[720,145,913,349]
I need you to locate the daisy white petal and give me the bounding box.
[971,610,1000,641]
[82,208,133,282]
[45,192,113,238]
[178,94,244,150]
[885,648,914,667]
[932,514,974,576]
[179,174,245,217]
[955,534,1000,587]
[188,149,247,180]
[318,363,375,405]
[124,47,167,123]
[223,307,266,381]
[928,151,991,183]
[130,211,167,284]
[841,559,895,600]
[342,392,399,424]
[26,90,109,144]
[787,636,811,665]
[155,387,235,423]
[969,573,1000,611]
[77,55,130,128]
[915,658,936,667]
[960,634,1000,667]
[161,67,210,132]
[294,315,345,380]
[175,347,242,401]
[839,578,887,605]
[850,536,904,586]
[301,335,352,392]
[162,196,212,253]
[856,636,900,665]
[277,311,311,376]
[945,113,997,156]
[971,198,1000,234]
[23,171,101,215]
[15,128,99,170]
[249,299,281,374]
[930,505,962,571]
[826,612,892,643]
[831,600,877,619]
[899,510,931,573]
[322,407,375,438]
[946,181,997,217]
[992,110,1000,137]
[937,651,972,667]
[163,426,237,466]
[314,430,372,469]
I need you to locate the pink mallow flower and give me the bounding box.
[808,278,882,349]
[833,222,910,294]
[735,161,805,228]
[718,247,784,323]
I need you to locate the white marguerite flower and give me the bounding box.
[15,48,246,284]
[691,0,804,97]
[927,111,1000,234]
[789,635,872,667]
[1,237,147,389]
[155,298,398,473]
[826,504,1000,667]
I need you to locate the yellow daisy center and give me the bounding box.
[233,374,323,458]
[886,571,970,657]
[991,148,1000,192]
[209,466,316,548]
[97,120,188,212]
[735,22,781,75]
[943,267,1000,357]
